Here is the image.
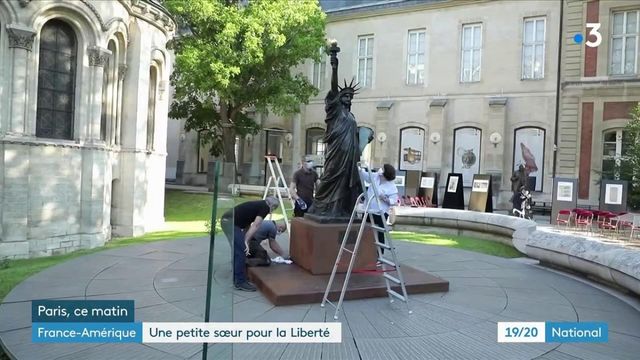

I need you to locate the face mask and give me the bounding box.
[305,162,314,170]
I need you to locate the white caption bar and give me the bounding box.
[497,322,545,343]
[143,322,341,343]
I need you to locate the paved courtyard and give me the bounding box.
[1,236,640,359]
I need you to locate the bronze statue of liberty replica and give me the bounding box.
[307,41,371,220]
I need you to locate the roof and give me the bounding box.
[319,0,447,14]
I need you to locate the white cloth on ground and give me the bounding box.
[271,256,292,264]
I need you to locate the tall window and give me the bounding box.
[611,10,639,75]
[36,20,77,140]
[312,47,326,89]
[407,29,426,85]
[265,129,283,156]
[306,127,325,156]
[514,127,545,191]
[357,35,374,87]
[460,23,482,82]
[602,129,630,180]
[522,17,546,79]
[147,65,158,150]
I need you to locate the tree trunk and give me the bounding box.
[220,101,239,184]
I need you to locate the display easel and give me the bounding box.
[468,174,493,212]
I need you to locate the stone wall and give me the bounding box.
[0,0,176,259]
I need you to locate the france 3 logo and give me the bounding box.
[573,23,602,48]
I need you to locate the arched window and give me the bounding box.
[265,128,284,156]
[305,127,325,156]
[147,65,159,150]
[452,127,481,187]
[36,20,77,140]
[513,127,545,191]
[602,129,630,180]
[399,126,425,171]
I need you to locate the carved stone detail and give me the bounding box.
[87,46,112,67]
[6,24,37,51]
[79,0,108,31]
[18,0,32,7]
[118,65,128,79]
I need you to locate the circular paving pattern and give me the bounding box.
[1,236,640,359]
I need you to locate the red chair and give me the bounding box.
[556,209,572,227]
[575,210,593,233]
[599,212,619,235]
[592,210,607,233]
[629,216,640,241]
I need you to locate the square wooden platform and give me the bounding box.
[248,264,449,306]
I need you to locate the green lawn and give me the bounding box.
[0,189,521,302]
[0,191,279,302]
[391,231,523,258]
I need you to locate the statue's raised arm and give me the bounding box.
[328,40,339,94]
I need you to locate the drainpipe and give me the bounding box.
[552,0,564,178]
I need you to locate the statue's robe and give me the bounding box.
[308,90,362,217]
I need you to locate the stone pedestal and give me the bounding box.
[290,217,378,275]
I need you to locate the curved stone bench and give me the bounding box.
[394,207,536,253]
[394,207,640,297]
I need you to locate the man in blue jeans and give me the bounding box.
[220,196,279,291]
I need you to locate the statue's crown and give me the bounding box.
[338,78,360,96]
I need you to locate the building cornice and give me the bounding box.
[118,0,176,35]
[562,77,640,90]
[0,136,168,156]
[327,0,490,23]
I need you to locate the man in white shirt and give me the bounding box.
[359,164,399,259]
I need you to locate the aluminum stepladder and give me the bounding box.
[321,163,412,320]
[262,155,294,235]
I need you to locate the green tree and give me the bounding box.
[165,0,326,176]
[619,105,640,209]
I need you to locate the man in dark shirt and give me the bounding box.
[290,158,319,217]
[246,220,287,267]
[220,196,279,291]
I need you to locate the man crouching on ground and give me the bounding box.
[246,220,287,267]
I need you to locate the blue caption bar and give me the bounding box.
[545,322,608,343]
[32,322,142,343]
[32,300,134,322]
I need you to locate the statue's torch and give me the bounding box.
[327,39,340,67]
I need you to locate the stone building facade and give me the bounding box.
[0,0,175,259]
[557,0,640,205]
[173,0,562,208]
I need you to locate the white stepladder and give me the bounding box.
[262,155,294,235]
[321,162,412,320]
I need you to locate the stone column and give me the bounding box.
[374,101,393,166]
[115,65,127,145]
[6,24,36,136]
[428,98,447,171]
[291,112,302,177]
[87,46,111,141]
[78,46,110,240]
[488,97,508,207]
